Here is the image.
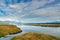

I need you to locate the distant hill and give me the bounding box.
[24,21,60,24]
[44,21,60,24]
[24,21,60,27]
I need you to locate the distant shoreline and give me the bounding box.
[24,23,60,27]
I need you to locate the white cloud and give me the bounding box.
[0,18,19,22]
[30,4,60,19]
[0,0,60,23]
[20,3,60,23]
[24,0,55,11]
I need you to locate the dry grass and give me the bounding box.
[11,32,60,40]
[0,24,22,37]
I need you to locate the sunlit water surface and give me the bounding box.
[0,24,60,40]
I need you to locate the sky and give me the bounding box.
[0,0,60,23]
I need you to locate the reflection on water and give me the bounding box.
[0,25,60,40]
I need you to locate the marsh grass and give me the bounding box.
[11,32,60,40]
[24,24,60,27]
[0,24,22,38]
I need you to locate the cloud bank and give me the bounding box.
[0,0,60,23]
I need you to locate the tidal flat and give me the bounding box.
[0,24,60,40]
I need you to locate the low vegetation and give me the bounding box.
[11,32,60,40]
[0,24,22,38]
[24,23,60,27]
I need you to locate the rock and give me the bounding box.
[11,32,60,40]
[0,24,22,38]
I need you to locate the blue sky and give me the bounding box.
[0,0,60,23]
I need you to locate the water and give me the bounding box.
[0,24,60,40]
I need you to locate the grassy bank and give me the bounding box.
[0,24,22,38]
[11,32,60,40]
